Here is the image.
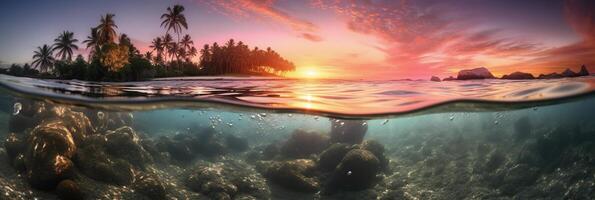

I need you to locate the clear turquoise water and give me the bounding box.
[0,75,594,199]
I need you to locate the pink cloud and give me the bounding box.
[201,0,323,42]
[312,0,594,78]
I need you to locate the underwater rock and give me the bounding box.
[185,161,269,199]
[55,179,84,200]
[89,111,134,132]
[26,155,75,190]
[281,129,329,158]
[329,120,368,144]
[104,126,153,168]
[4,132,25,160]
[200,138,228,158]
[155,136,194,163]
[483,150,506,172]
[499,164,539,196]
[262,142,281,160]
[225,135,249,152]
[8,115,36,134]
[134,174,167,200]
[24,121,77,189]
[329,149,380,191]
[361,140,389,171]
[76,135,135,185]
[12,154,26,172]
[430,76,441,82]
[259,159,320,193]
[59,109,94,144]
[318,143,354,172]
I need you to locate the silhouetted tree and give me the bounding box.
[161,4,188,63]
[96,14,118,45]
[53,31,79,61]
[32,44,56,73]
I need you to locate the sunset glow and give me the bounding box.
[1,0,594,80]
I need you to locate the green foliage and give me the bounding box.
[10,6,296,82]
[1,63,39,77]
[54,55,87,79]
[101,43,129,72]
[199,39,296,76]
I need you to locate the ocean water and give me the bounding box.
[0,74,594,199]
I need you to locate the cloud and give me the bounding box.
[300,33,323,42]
[202,0,323,41]
[310,0,595,78]
[564,0,595,42]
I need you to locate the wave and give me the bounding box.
[1,74,595,118]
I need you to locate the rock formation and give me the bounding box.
[456,67,495,80]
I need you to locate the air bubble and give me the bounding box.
[97,111,105,120]
[494,120,499,125]
[382,119,389,125]
[12,102,22,115]
[449,116,454,121]
[288,114,293,117]
[347,171,352,176]
[362,122,367,126]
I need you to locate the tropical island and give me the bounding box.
[433,65,591,82]
[0,5,295,81]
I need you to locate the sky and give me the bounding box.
[0,0,594,79]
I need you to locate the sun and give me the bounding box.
[304,69,318,77]
[286,67,324,79]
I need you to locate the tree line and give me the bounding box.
[0,4,295,81]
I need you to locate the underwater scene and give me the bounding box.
[2,1,595,199]
[1,75,594,200]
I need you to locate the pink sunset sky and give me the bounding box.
[0,0,594,79]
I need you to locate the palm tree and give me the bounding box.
[83,28,100,59]
[180,34,193,61]
[180,34,193,51]
[96,13,118,45]
[144,51,153,61]
[162,33,174,62]
[32,45,56,73]
[150,37,164,61]
[161,4,188,62]
[188,46,198,62]
[53,31,79,61]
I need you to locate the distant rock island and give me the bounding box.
[456,67,495,80]
[434,65,590,81]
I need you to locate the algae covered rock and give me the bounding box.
[329,149,380,191]
[281,129,329,158]
[24,121,77,189]
[361,140,389,170]
[259,159,320,193]
[186,161,270,199]
[329,120,368,144]
[104,126,153,168]
[318,143,354,172]
[4,132,25,160]
[75,135,135,185]
[134,173,168,200]
[56,179,84,200]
